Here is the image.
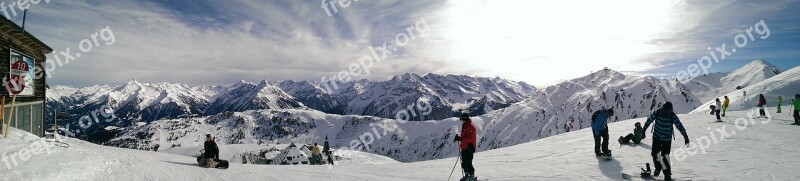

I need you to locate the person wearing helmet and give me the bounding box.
[642,102,690,181]
[454,113,478,180]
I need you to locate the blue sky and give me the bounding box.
[12,0,800,87]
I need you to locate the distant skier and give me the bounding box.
[714,98,722,122]
[323,136,335,165]
[202,134,220,168]
[565,120,574,132]
[758,94,767,118]
[708,105,715,115]
[312,143,322,165]
[618,122,645,145]
[722,96,730,117]
[793,95,800,125]
[777,96,783,113]
[453,113,477,181]
[744,90,747,97]
[642,102,690,181]
[591,108,614,157]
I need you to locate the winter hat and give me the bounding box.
[662,102,674,113]
[459,113,470,121]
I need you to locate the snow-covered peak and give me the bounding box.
[692,65,800,113]
[685,59,783,102]
[721,59,782,85]
[205,80,304,115]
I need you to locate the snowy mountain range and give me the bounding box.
[96,69,702,162]
[45,60,794,163]
[684,60,783,102]
[46,73,536,141]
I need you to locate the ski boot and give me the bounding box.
[653,162,662,177]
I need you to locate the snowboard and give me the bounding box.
[601,155,613,161]
[621,173,691,181]
[458,176,487,181]
[196,156,230,169]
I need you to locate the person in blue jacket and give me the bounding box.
[591,108,614,157]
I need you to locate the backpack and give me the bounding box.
[591,110,608,136]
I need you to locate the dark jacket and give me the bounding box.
[632,125,645,143]
[204,140,219,159]
[643,109,688,142]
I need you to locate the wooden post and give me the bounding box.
[54,110,57,137]
[29,105,32,134]
[1,96,4,138]
[5,95,16,138]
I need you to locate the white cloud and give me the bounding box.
[32,0,451,87]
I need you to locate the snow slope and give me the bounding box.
[102,69,700,163]
[684,60,783,102]
[3,109,797,180]
[691,65,800,113]
[159,144,399,166]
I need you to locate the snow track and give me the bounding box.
[3,109,798,180]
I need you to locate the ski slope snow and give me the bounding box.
[3,109,798,180]
[691,66,800,113]
[684,60,783,103]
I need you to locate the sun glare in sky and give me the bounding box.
[441,0,677,85]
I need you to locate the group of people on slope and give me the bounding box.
[309,142,335,165]
[592,102,690,181]
[712,93,800,122]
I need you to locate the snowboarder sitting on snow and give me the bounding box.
[453,113,477,181]
[202,134,220,168]
[591,108,614,157]
[618,122,645,145]
[642,102,689,181]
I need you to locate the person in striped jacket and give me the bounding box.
[642,102,690,181]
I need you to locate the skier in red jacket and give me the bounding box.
[454,113,477,180]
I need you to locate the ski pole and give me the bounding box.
[448,152,461,181]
